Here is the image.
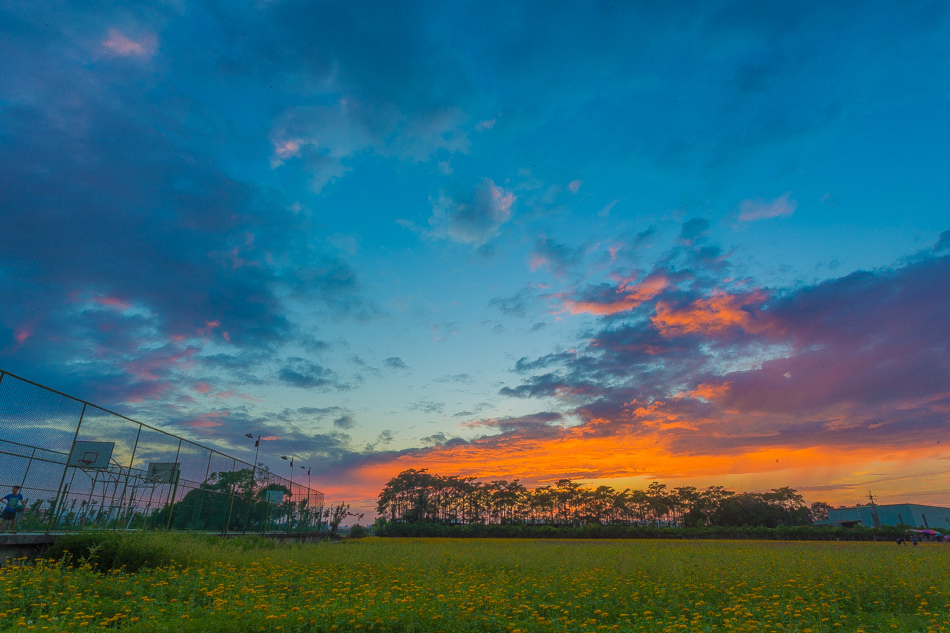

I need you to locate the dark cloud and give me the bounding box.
[466,412,563,437]
[678,218,711,245]
[488,287,537,318]
[434,373,475,385]
[384,357,408,370]
[408,400,445,415]
[277,358,341,390]
[333,414,357,430]
[420,432,449,446]
[934,230,950,253]
[529,236,584,276]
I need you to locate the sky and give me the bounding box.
[1,0,949,517]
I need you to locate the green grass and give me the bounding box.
[1,535,948,632]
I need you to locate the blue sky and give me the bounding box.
[2,0,949,512]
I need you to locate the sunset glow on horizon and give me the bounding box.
[2,2,948,517]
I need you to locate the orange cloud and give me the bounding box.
[652,290,773,336]
[561,274,668,315]
[681,382,731,401]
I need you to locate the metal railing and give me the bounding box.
[0,369,324,535]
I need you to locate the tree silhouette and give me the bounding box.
[376,470,821,528]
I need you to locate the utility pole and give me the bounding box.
[868,491,881,528]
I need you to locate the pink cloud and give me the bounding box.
[598,199,619,217]
[273,139,301,162]
[101,29,156,58]
[184,411,229,429]
[94,295,131,311]
[14,327,33,345]
[209,390,260,402]
[568,180,581,194]
[123,345,197,381]
[529,253,550,272]
[738,191,797,222]
[197,320,225,338]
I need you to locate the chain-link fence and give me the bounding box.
[0,370,324,535]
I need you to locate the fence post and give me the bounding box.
[47,403,86,534]
[224,487,235,537]
[193,451,213,530]
[113,425,142,530]
[18,447,36,489]
[243,460,258,535]
[164,438,183,530]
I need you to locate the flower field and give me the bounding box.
[1,536,948,632]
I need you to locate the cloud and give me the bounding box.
[464,412,564,437]
[678,218,711,244]
[277,357,341,390]
[738,192,798,222]
[421,179,515,246]
[933,230,950,253]
[529,236,584,276]
[408,400,445,415]
[420,432,449,446]
[334,414,357,430]
[499,247,950,461]
[434,373,476,384]
[101,29,157,59]
[598,199,619,217]
[488,287,538,319]
[651,290,774,337]
[559,272,668,316]
[384,356,408,370]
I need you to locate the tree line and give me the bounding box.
[376,469,834,528]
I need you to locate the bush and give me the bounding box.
[47,532,174,573]
[348,524,370,539]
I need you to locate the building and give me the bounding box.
[818,504,950,529]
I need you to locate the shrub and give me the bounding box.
[349,524,370,539]
[47,531,174,572]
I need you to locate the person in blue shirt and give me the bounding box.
[1,485,27,532]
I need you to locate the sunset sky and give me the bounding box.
[2,1,949,516]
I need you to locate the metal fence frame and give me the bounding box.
[0,369,324,535]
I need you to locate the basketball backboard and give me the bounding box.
[145,462,180,484]
[67,441,115,469]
